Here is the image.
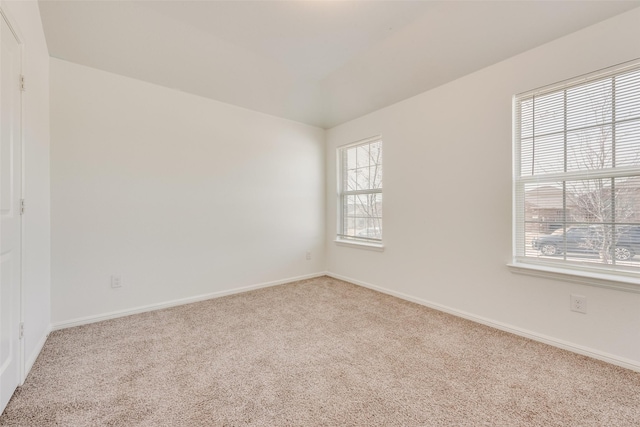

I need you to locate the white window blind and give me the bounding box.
[514,60,640,278]
[337,136,382,244]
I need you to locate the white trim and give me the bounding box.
[326,272,640,372]
[336,134,382,150]
[334,239,384,252]
[0,3,25,44]
[507,262,640,293]
[52,272,327,331]
[22,325,50,384]
[0,3,26,389]
[517,165,640,183]
[512,95,520,272]
[342,188,383,196]
[18,23,26,388]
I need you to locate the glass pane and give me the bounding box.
[524,182,565,257]
[533,91,564,136]
[520,137,533,176]
[613,225,640,266]
[366,218,375,234]
[566,125,612,171]
[372,193,382,220]
[355,167,369,190]
[369,141,382,165]
[346,146,357,170]
[354,194,370,216]
[356,145,369,168]
[346,193,382,240]
[525,179,640,268]
[520,98,533,139]
[345,217,355,236]
[566,78,612,131]
[346,168,358,191]
[343,140,382,190]
[524,183,566,236]
[566,179,612,224]
[532,133,564,175]
[373,217,382,236]
[346,195,355,215]
[615,120,640,168]
[615,177,640,224]
[372,163,382,189]
[615,69,640,122]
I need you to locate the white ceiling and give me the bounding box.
[39,0,640,128]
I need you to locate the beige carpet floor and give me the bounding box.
[1,276,639,426]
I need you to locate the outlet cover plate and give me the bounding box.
[570,294,587,313]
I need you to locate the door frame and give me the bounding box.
[0,2,26,385]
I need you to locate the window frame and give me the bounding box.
[511,59,640,292]
[336,135,384,249]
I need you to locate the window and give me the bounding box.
[337,136,383,246]
[514,60,640,282]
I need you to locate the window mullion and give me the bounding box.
[611,76,617,265]
[517,166,640,183]
[563,89,568,260]
[343,189,383,196]
[532,96,536,176]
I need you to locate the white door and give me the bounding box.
[0,12,22,412]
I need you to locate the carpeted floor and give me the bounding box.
[1,276,639,426]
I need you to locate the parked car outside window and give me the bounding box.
[532,226,640,261]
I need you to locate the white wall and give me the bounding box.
[51,59,325,325]
[1,0,51,375]
[326,8,640,369]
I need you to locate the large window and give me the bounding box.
[514,60,640,280]
[337,136,383,245]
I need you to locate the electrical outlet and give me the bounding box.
[306,251,311,261]
[570,294,586,313]
[111,274,122,288]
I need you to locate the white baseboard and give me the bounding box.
[326,272,640,372]
[23,324,51,384]
[52,272,327,331]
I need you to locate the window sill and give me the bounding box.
[507,262,640,293]
[334,239,385,252]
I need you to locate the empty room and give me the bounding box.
[1,0,639,425]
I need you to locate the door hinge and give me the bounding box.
[19,75,26,91]
[20,199,25,215]
[19,323,24,340]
